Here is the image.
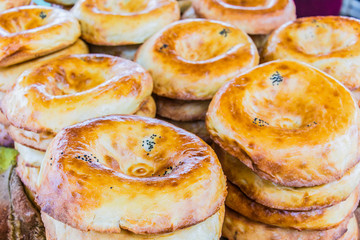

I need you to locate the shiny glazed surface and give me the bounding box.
[41,206,224,239]
[2,54,153,134]
[0,40,89,94]
[226,182,359,230]
[216,145,360,211]
[0,6,80,66]
[71,0,180,45]
[207,60,359,187]
[135,19,259,100]
[192,0,296,34]
[222,207,351,240]
[263,16,360,91]
[36,115,227,234]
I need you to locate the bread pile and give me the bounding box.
[135,18,259,142]
[1,0,360,239]
[72,0,180,60]
[1,53,154,206]
[206,60,360,239]
[188,0,296,51]
[35,115,227,239]
[263,16,360,106]
[0,5,86,148]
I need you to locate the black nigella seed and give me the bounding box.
[110,187,113,189]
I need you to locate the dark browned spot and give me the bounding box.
[104,155,120,171]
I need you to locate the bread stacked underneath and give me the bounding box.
[36,115,227,239]
[0,5,83,147]
[73,0,180,61]
[206,60,360,239]
[1,54,154,202]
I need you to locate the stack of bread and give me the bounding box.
[135,18,259,142]
[1,53,154,203]
[262,16,360,106]
[206,59,360,239]
[72,0,180,60]
[181,0,297,51]
[35,115,227,239]
[0,5,87,148]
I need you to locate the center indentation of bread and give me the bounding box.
[294,22,358,55]
[174,28,238,61]
[95,130,180,178]
[0,9,52,33]
[243,78,318,130]
[38,61,111,96]
[52,70,106,95]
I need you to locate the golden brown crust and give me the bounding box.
[216,145,360,211]
[134,97,156,118]
[135,19,259,100]
[42,205,224,240]
[36,115,227,234]
[192,0,296,35]
[226,182,360,231]
[155,95,210,121]
[0,40,89,94]
[263,16,360,91]
[222,207,350,240]
[2,54,153,134]
[0,0,30,12]
[89,44,140,61]
[207,60,359,187]
[71,0,180,45]
[0,6,80,67]
[8,125,54,151]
